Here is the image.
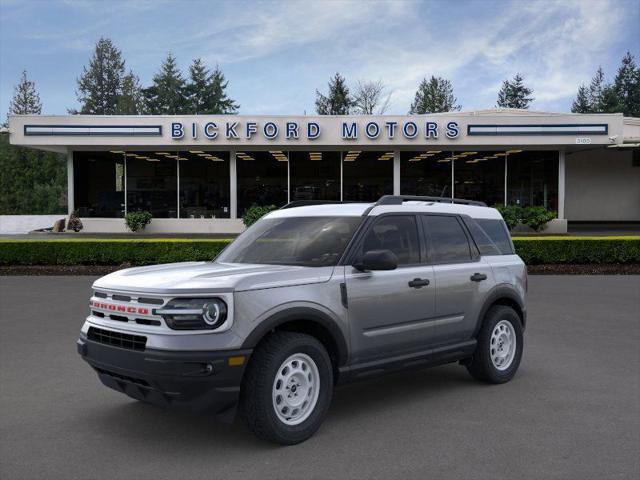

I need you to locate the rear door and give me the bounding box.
[422,214,493,346]
[344,214,436,363]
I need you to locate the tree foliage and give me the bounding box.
[496,74,534,109]
[116,71,145,115]
[143,53,188,114]
[186,59,239,114]
[315,73,354,115]
[8,70,42,118]
[409,76,460,114]
[353,80,391,114]
[75,38,129,114]
[573,52,640,116]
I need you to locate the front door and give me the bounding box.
[345,215,436,363]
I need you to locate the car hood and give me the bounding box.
[92,262,335,294]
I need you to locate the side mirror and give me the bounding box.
[354,249,398,271]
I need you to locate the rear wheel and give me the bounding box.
[466,305,523,383]
[240,332,333,445]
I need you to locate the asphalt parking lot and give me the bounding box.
[1,275,638,480]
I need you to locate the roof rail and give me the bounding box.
[279,200,358,210]
[361,195,486,215]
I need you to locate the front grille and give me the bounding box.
[94,367,150,387]
[87,326,147,351]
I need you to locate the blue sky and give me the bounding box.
[1,0,638,117]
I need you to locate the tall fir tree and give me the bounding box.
[315,73,353,115]
[185,59,239,114]
[571,85,591,113]
[116,71,144,114]
[613,51,640,117]
[496,74,534,109]
[587,67,607,111]
[75,37,126,114]
[8,70,42,117]
[409,76,460,114]
[1,72,66,215]
[143,53,188,114]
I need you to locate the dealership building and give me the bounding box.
[8,109,640,233]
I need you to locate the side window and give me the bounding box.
[463,217,502,256]
[476,219,514,255]
[359,215,420,265]
[423,215,472,264]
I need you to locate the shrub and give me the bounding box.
[521,207,557,232]
[0,237,638,267]
[125,211,153,232]
[242,204,277,227]
[494,204,556,231]
[0,239,231,266]
[67,210,83,232]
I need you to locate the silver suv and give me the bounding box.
[77,195,527,445]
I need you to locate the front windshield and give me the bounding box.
[217,216,362,267]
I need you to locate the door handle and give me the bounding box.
[408,278,430,288]
[470,273,487,282]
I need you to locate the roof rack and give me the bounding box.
[279,200,359,210]
[374,195,487,207]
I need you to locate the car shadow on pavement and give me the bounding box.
[79,363,485,450]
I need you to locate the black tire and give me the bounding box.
[466,305,523,384]
[240,331,333,445]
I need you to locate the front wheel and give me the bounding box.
[240,332,333,445]
[466,305,523,384]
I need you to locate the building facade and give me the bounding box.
[8,109,640,233]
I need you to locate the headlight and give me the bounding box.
[156,298,228,330]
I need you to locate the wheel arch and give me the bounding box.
[241,307,349,372]
[474,285,526,337]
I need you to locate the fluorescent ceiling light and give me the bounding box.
[506,150,523,154]
[155,152,170,155]
[427,150,441,154]
[189,150,204,154]
[110,150,125,154]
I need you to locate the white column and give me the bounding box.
[558,149,566,219]
[340,151,344,201]
[504,154,508,205]
[451,153,455,198]
[176,159,180,219]
[66,149,74,215]
[393,150,400,195]
[230,150,237,219]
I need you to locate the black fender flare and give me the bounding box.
[473,284,527,337]
[241,306,349,366]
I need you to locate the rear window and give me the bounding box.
[476,219,514,255]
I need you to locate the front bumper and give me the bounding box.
[77,335,251,416]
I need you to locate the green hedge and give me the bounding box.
[512,237,640,265]
[0,239,230,266]
[0,237,638,266]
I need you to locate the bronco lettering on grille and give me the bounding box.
[89,300,149,315]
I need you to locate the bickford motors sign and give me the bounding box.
[171,119,461,141]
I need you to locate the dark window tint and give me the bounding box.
[424,215,472,264]
[217,216,361,267]
[360,216,420,265]
[462,218,501,256]
[477,219,514,254]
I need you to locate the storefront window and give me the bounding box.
[126,152,177,218]
[237,151,288,215]
[73,151,125,217]
[343,151,393,201]
[289,151,340,201]
[507,151,558,210]
[400,151,452,197]
[178,151,230,218]
[454,151,505,206]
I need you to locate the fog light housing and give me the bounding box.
[157,298,228,330]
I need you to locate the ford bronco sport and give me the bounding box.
[77,195,526,445]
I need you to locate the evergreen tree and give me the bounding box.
[315,73,353,115]
[587,67,607,112]
[207,65,239,114]
[496,74,534,109]
[571,85,591,113]
[143,53,188,114]
[185,59,239,114]
[409,76,460,114]
[613,51,640,117]
[8,70,42,116]
[75,37,126,114]
[116,71,144,114]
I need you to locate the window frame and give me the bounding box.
[343,213,426,268]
